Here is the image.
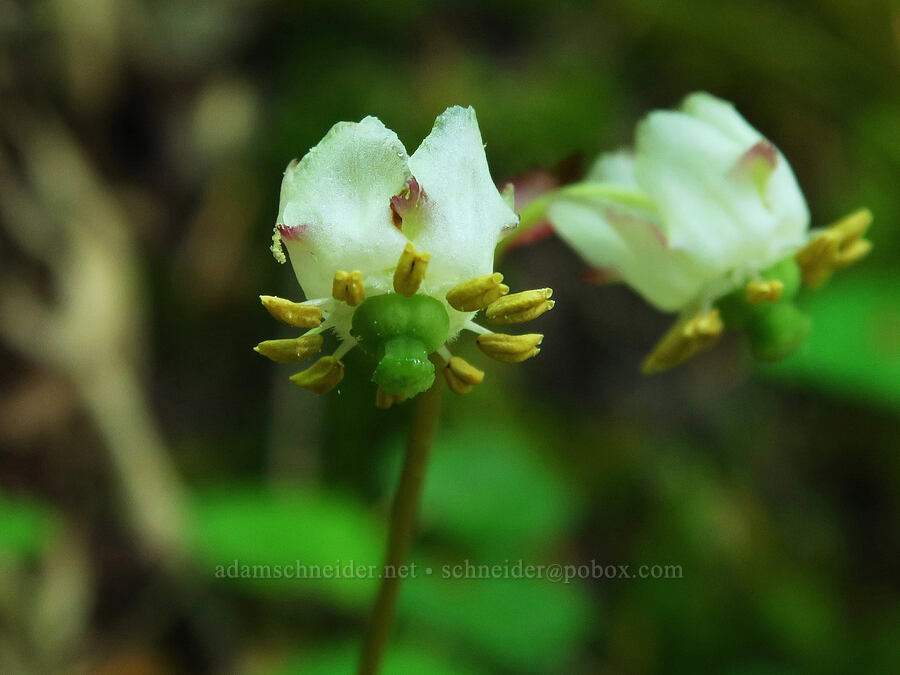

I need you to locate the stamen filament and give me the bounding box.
[332,337,358,362]
[463,321,492,336]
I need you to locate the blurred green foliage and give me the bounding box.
[762,272,900,410]
[191,425,592,672]
[0,491,52,561]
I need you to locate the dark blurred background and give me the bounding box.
[1,1,898,673]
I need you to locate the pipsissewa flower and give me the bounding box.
[545,92,872,372]
[255,107,554,406]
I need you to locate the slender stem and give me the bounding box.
[495,181,658,259]
[357,370,444,675]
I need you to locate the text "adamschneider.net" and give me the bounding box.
[214,559,684,583]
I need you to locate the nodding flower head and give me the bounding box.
[545,92,871,372]
[255,106,555,406]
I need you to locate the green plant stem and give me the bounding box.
[495,182,657,259]
[357,369,444,675]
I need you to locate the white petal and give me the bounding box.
[585,150,638,186]
[634,110,778,270]
[407,106,518,287]
[682,92,810,258]
[277,116,411,299]
[680,92,761,146]
[547,194,714,312]
[764,152,811,255]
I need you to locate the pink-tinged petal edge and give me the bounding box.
[580,267,623,284]
[730,140,778,191]
[276,223,308,241]
[602,206,668,247]
[390,178,425,229]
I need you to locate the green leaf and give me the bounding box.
[391,425,579,553]
[755,575,840,664]
[0,490,52,561]
[189,486,383,608]
[400,570,593,672]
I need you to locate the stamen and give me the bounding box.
[746,279,784,304]
[375,388,406,409]
[463,321,492,336]
[393,242,430,297]
[832,208,872,241]
[796,208,873,287]
[332,336,357,362]
[485,288,554,324]
[476,333,543,363]
[443,356,485,394]
[446,273,509,312]
[260,295,324,328]
[796,233,839,287]
[332,270,366,306]
[289,356,344,394]
[641,309,723,374]
[834,238,872,267]
[254,334,323,363]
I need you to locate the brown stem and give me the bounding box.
[357,372,443,675]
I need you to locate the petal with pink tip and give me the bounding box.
[276,116,411,299]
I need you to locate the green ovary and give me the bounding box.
[744,301,811,361]
[716,257,810,362]
[351,294,451,398]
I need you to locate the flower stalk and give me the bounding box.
[358,363,444,675]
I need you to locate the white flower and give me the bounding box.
[546,91,810,313]
[256,106,555,402]
[545,92,871,371]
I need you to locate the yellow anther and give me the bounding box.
[443,356,485,394]
[485,288,554,324]
[332,270,366,306]
[796,208,873,288]
[375,388,406,409]
[831,207,872,242]
[393,242,430,297]
[476,333,543,363]
[259,295,323,328]
[641,309,724,374]
[446,273,509,312]
[746,279,784,304]
[795,233,839,287]
[834,237,872,267]
[254,334,323,363]
[289,356,344,394]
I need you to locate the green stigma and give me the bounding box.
[351,294,451,398]
[716,257,810,361]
